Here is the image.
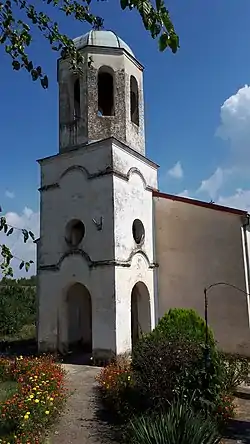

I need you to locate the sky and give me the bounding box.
[1,0,250,276]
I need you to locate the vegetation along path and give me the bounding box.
[48,363,250,444]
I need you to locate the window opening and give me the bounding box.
[130,76,139,126]
[98,70,114,116]
[74,78,80,120]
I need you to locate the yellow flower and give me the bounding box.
[45,411,50,415]
[50,397,54,401]
[34,375,38,379]
[128,376,131,380]
[29,394,34,399]
[26,412,30,415]
[35,399,40,403]
[24,415,29,420]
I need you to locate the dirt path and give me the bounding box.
[48,364,116,444]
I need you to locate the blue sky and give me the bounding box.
[1,0,250,275]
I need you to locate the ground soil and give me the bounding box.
[48,363,119,444]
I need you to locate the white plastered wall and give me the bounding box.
[112,141,158,354]
[38,255,116,356]
[38,138,158,358]
[115,254,155,354]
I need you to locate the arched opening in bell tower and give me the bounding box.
[74,78,81,120]
[98,66,114,116]
[130,75,139,126]
[131,281,151,349]
[67,282,92,352]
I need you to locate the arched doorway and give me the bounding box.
[131,282,151,349]
[67,283,92,352]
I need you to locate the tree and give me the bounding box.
[0,0,179,88]
[0,0,179,276]
[0,207,34,276]
[0,276,36,335]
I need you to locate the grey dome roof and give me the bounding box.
[73,30,134,57]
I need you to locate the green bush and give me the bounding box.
[132,333,225,414]
[0,284,36,336]
[154,308,215,346]
[126,398,221,444]
[131,308,232,418]
[219,352,250,393]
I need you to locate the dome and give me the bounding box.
[73,30,134,57]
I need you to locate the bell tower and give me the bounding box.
[37,30,158,360]
[58,30,145,155]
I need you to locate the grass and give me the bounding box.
[0,380,18,402]
[0,324,36,342]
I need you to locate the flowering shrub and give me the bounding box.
[0,355,67,443]
[96,355,138,419]
[214,394,236,427]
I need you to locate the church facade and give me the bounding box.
[36,30,250,359]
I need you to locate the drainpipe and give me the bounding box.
[242,214,250,327]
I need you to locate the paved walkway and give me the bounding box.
[223,385,250,444]
[49,364,117,444]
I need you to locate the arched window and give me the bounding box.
[98,67,114,116]
[74,78,80,120]
[130,75,139,126]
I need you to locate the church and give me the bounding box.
[36,30,250,360]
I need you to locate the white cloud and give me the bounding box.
[196,85,250,201]
[196,167,233,200]
[216,85,250,164]
[177,189,190,198]
[217,189,250,212]
[0,207,39,278]
[5,190,15,199]
[168,161,184,179]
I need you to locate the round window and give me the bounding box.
[65,219,85,247]
[132,219,145,245]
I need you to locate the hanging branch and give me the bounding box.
[0,210,34,277]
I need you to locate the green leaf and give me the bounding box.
[22,229,29,243]
[41,75,48,89]
[28,230,35,240]
[155,0,163,10]
[159,33,169,51]
[120,0,129,10]
[12,60,20,70]
[7,227,14,236]
[31,69,39,81]
[169,34,179,54]
[27,61,34,72]
[19,261,25,270]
